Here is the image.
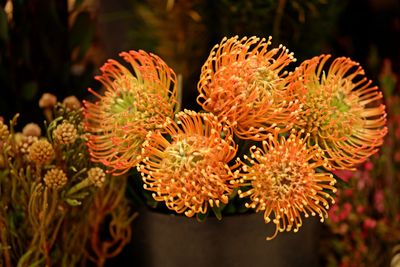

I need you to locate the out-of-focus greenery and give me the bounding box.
[97,0,345,109]
[0,97,134,266]
[0,0,101,126]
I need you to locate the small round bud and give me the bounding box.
[39,93,57,109]
[87,167,106,188]
[28,139,54,165]
[44,168,68,190]
[0,120,9,141]
[18,135,38,155]
[22,123,41,137]
[53,122,78,145]
[63,95,81,110]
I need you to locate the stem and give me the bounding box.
[0,220,12,267]
[43,108,53,122]
[67,178,91,196]
[43,240,51,267]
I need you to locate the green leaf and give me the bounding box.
[68,190,89,199]
[221,200,236,214]
[65,198,82,206]
[211,206,223,220]
[196,210,209,222]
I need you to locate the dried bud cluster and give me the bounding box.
[63,95,81,110]
[44,168,68,189]
[53,122,78,145]
[0,120,9,141]
[22,123,41,137]
[39,93,57,109]
[18,135,38,155]
[87,167,106,188]
[28,139,54,165]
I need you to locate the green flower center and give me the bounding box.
[164,137,208,169]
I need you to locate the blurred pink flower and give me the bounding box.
[344,189,353,197]
[339,203,352,221]
[374,190,385,213]
[364,160,374,171]
[363,218,377,229]
[356,205,365,214]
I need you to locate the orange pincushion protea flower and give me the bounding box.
[84,50,178,175]
[138,110,239,217]
[197,36,299,141]
[290,55,387,170]
[237,131,336,240]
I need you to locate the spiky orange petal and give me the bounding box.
[290,55,387,170]
[237,131,336,240]
[197,36,299,140]
[138,110,240,217]
[84,50,178,175]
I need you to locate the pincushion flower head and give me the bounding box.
[138,110,239,217]
[290,55,387,170]
[84,50,178,175]
[237,130,337,240]
[197,36,299,140]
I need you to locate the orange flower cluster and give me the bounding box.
[237,131,336,239]
[84,37,387,240]
[84,50,178,175]
[138,110,239,217]
[289,55,387,169]
[197,36,299,140]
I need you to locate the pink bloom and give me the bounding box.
[363,217,377,229]
[364,160,374,171]
[374,190,385,213]
[356,205,365,214]
[344,189,353,197]
[332,169,354,182]
[339,203,352,221]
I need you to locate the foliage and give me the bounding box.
[0,98,134,267]
[0,0,100,126]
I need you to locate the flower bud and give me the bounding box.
[28,139,54,165]
[44,168,68,190]
[22,123,41,137]
[53,122,78,145]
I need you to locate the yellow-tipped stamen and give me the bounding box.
[197,36,299,140]
[139,110,240,217]
[237,130,336,240]
[289,55,387,169]
[84,50,178,175]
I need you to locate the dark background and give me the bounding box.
[1,0,399,126]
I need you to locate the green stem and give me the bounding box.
[67,178,91,196]
[0,219,12,267]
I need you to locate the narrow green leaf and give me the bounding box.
[196,210,209,222]
[65,198,82,206]
[212,206,223,220]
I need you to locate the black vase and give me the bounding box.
[107,208,321,267]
